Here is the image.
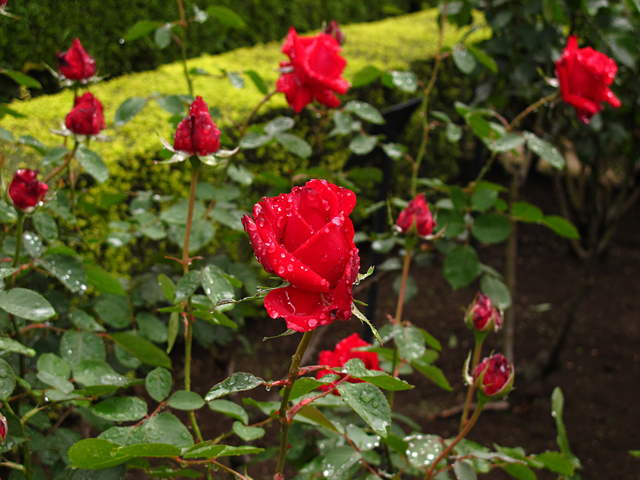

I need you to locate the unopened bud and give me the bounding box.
[465,293,503,333]
[0,413,7,442]
[323,20,346,45]
[472,353,514,398]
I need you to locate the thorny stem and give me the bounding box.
[459,336,484,432]
[239,90,278,137]
[274,330,316,478]
[182,161,201,274]
[43,140,79,183]
[176,0,194,97]
[424,404,483,480]
[411,0,448,197]
[10,211,24,270]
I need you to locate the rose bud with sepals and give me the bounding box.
[465,293,503,334]
[8,169,48,211]
[173,96,221,156]
[323,20,346,46]
[65,92,106,136]
[472,353,514,400]
[57,38,96,81]
[395,194,435,237]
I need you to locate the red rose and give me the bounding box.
[8,169,48,210]
[465,293,503,333]
[0,0,7,8]
[0,413,6,442]
[276,27,349,113]
[174,97,221,156]
[242,179,360,332]
[57,39,96,81]
[472,353,514,397]
[555,35,621,124]
[396,194,435,237]
[316,333,381,393]
[65,92,105,136]
[324,20,346,46]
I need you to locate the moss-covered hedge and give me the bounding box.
[2,9,488,273]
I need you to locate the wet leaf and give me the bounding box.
[60,330,106,369]
[92,397,147,422]
[95,294,131,329]
[201,265,234,307]
[336,383,391,438]
[143,412,193,447]
[0,358,16,399]
[76,146,110,183]
[86,266,126,296]
[232,421,265,441]
[444,245,480,289]
[110,332,172,368]
[0,288,55,321]
[146,367,172,402]
[208,399,249,425]
[167,390,205,410]
[205,373,264,401]
[114,97,147,126]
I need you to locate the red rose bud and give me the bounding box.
[0,0,7,8]
[472,353,514,397]
[276,27,349,113]
[65,92,106,136]
[57,38,96,81]
[396,194,435,237]
[8,169,49,210]
[242,179,360,332]
[465,293,503,333]
[173,96,221,156]
[316,333,381,393]
[324,20,346,46]
[0,413,6,442]
[555,35,621,124]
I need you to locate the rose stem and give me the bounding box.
[239,90,278,137]
[410,0,448,198]
[43,140,79,183]
[181,159,206,449]
[274,329,316,478]
[459,335,484,432]
[8,212,30,479]
[475,90,560,184]
[176,0,194,97]
[424,403,484,480]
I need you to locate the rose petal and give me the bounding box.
[242,215,272,273]
[264,286,333,331]
[293,185,333,231]
[282,208,315,252]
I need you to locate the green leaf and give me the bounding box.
[143,412,193,448]
[337,383,391,438]
[33,211,58,243]
[264,116,294,135]
[38,353,70,378]
[551,387,580,468]
[320,447,362,478]
[0,105,26,119]
[74,359,128,387]
[239,131,272,149]
[69,309,105,332]
[155,95,185,115]
[154,25,172,49]
[296,405,339,432]
[342,359,413,391]
[0,337,35,357]
[289,377,324,401]
[227,164,253,185]
[60,330,106,369]
[146,367,172,402]
[232,421,265,441]
[86,265,125,296]
[95,294,131,329]
[502,463,537,480]
[384,70,418,92]
[349,134,378,155]
[41,146,70,166]
[123,20,164,41]
[205,373,264,401]
[174,271,202,303]
[524,132,565,170]
[167,390,205,410]
[275,132,312,159]
[0,288,55,321]
[0,127,16,142]
[466,44,498,73]
[471,213,512,244]
[344,101,384,125]
[352,65,383,87]
[114,97,148,126]
[411,361,452,390]
[535,451,574,475]
[480,275,511,309]
[492,133,525,153]
[136,312,167,343]
[541,216,579,239]
[18,135,46,154]
[405,434,444,468]
[226,71,245,89]
[167,311,179,354]
[453,459,477,480]
[3,71,42,89]
[452,45,477,74]
[208,399,249,425]
[157,274,175,302]
[630,450,640,458]
[392,324,425,361]
[245,70,268,94]
[450,186,468,211]
[92,397,147,422]
[76,146,110,183]
[38,254,87,294]
[471,189,498,212]
[511,202,543,223]
[118,442,181,459]
[201,265,234,307]
[183,443,228,459]
[68,439,123,469]
[206,6,246,27]
[382,143,404,160]
[110,332,172,368]
[0,358,16,400]
[443,245,480,289]
[446,123,462,142]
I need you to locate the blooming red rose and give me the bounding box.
[316,333,381,393]
[57,39,96,81]
[242,179,359,332]
[174,97,221,156]
[8,169,48,210]
[472,353,514,397]
[276,27,349,113]
[65,92,105,136]
[396,194,435,237]
[465,293,503,333]
[555,35,621,124]
[323,20,346,46]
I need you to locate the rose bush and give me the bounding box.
[174,96,221,156]
[242,179,359,331]
[556,35,621,124]
[57,38,96,81]
[276,27,349,113]
[395,193,435,237]
[316,333,381,392]
[65,92,105,136]
[8,169,48,210]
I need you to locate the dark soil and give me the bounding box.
[184,173,640,480]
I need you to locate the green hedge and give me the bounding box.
[2,9,488,273]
